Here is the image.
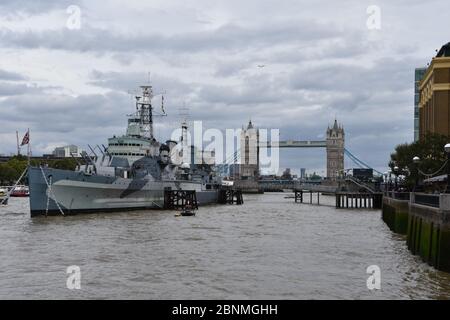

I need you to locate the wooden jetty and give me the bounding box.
[294,187,383,209]
[164,189,199,210]
[335,192,383,209]
[218,188,244,205]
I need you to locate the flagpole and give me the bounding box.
[16,131,20,156]
[27,128,30,166]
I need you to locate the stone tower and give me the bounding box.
[238,120,259,180]
[326,119,345,179]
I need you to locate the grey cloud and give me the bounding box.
[0,91,128,133]
[289,57,419,93]
[0,19,341,54]
[0,69,27,81]
[0,82,47,96]
[0,0,75,15]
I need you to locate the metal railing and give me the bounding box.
[384,191,410,201]
[414,193,440,208]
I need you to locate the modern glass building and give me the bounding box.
[414,67,426,141]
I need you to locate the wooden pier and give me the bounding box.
[294,190,320,205]
[335,192,383,209]
[164,189,199,210]
[218,188,244,205]
[294,188,383,209]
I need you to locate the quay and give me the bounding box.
[382,192,450,272]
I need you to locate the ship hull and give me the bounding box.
[28,166,218,217]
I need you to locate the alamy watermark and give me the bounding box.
[167,121,280,174]
[366,5,381,30]
[66,5,82,30]
[366,265,381,290]
[66,265,81,290]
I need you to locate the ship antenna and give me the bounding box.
[136,85,154,139]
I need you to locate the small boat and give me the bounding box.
[10,185,29,197]
[0,188,8,205]
[180,209,196,216]
[175,208,196,217]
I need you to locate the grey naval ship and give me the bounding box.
[28,85,219,217]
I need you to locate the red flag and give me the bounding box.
[20,130,29,146]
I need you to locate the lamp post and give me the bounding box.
[445,144,450,193]
[387,169,392,193]
[393,166,399,191]
[413,156,420,192]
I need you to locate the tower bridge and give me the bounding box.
[238,119,345,179]
[222,119,380,184]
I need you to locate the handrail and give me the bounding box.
[345,176,376,193]
[414,193,440,208]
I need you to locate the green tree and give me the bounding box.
[0,163,18,185]
[0,156,78,185]
[50,158,78,170]
[389,133,449,189]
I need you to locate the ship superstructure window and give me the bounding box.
[111,152,146,156]
[109,143,144,146]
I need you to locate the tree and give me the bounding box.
[389,133,449,189]
[0,163,18,185]
[0,157,78,185]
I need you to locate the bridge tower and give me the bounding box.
[238,120,259,180]
[326,119,345,180]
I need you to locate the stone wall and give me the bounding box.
[382,193,450,272]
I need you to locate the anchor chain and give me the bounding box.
[40,167,65,216]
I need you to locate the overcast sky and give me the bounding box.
[0,0,449,175]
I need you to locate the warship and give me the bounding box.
[28,85,219,217]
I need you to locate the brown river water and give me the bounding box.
[1,193,450,299]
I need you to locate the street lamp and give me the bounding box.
[413,156,420,192]
[383,172,388,194]
[445,144,450,193]
[393,166,399,191]
[387,169,392,192]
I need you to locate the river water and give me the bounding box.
[1,193,449,300]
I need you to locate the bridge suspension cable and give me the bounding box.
[216,148,241,177]
[344,148,383,175]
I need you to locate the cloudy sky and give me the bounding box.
[0,0,449,175]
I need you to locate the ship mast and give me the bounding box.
[136,85,154,139]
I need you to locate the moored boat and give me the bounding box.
[10,185,29,197]
[28,84,220,217]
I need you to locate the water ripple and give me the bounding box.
[1,194,450,299]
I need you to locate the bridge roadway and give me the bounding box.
[258,180,338,193]
[259,140,327,148]
[259,178,378,194]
